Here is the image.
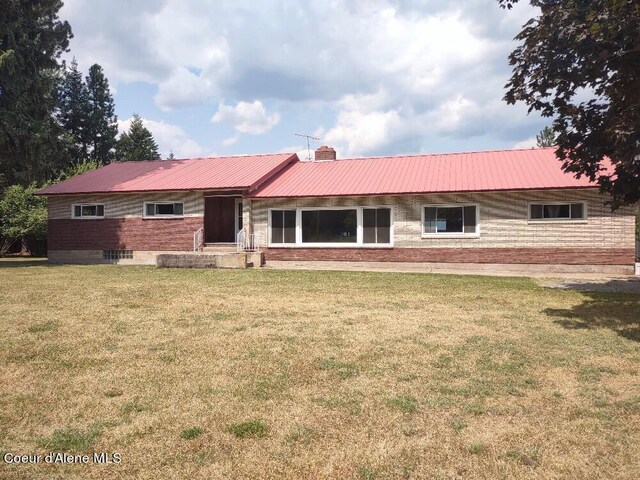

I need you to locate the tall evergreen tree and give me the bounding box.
[535,126,556,148]
[116,114,161,161]
[85,64,117,165]
[56,58,89,166]
[0,0,72,185]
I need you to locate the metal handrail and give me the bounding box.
[237,228,264,253]
[193,227,204,252]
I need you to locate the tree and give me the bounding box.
[116,114,161,161]
[56,61,117,168]
[536,126,556,148]
[0,0,73,186]
[55,159,100,182]
[166,151,175,160]
[56,58,89,166]
[0,183,47,255]
[499,0,640,209]
[85,64,117,165]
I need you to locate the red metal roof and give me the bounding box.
[251,148,604,198]
[38,153,298,195]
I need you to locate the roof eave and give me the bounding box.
[249,185,600,199]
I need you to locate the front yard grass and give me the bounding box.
[0,260,638,479]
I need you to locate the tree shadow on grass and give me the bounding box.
[0,258,53,268]
[544,287,640,342]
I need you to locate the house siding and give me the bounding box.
[45,188,636,267]
[251,189,636,265]
[47,192,205,254]
[47,191,205,219]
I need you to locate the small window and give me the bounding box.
[270,210,296,244]
[103,250,133,260]
[144,202,184,217]
[529,202,585,220]
[363,207,391,244]
[237,201,243,233]
[72,204,104,218]
[423,205,477,235]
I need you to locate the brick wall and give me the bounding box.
[47,191,206,253]
[265,247,634,265]
[48,217,203,251]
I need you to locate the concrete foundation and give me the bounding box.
[156,252,248,269]
[48,249,266,268]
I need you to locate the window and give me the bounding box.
[529,202,586,220]
[103,250,133,260]
[301,209,357,243]
[270,210,296,244]
[236,200,243,234]
[268,206,393,247]
[144,202,184,217]
[72,204,104,218]
[363,207,391,244]
[423,205,478,235]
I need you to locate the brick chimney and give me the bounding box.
[315,145,336,161]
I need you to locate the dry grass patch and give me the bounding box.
[0,260,638,479]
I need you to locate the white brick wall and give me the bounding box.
[250,189,636,249]
[47,192,205,219]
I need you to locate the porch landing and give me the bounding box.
[156,251,264,269]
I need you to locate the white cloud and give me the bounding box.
[154,68,215,111]
[513,137,538,149]
[118,117,204,158]
[211,100,280,135]
[323,109,403,157]
[62,0,544,155]
[222,134,239,147]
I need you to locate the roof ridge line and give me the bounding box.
[332,147,553,162]
[110,152,297,164]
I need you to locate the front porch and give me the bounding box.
[156,250,264,269]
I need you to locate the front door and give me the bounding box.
[204,196,237,243]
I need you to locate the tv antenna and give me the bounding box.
[295,133,320,161]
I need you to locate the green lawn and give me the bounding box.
[0,260,638,479]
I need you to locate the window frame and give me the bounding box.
[362,206,393,245]
[268,208,297,245]
[235,198,243,235]
[142,201,185,219]
[421,203,480,238]
[267,206,394,248]
[527,201,587,222]
[71,203,105,219]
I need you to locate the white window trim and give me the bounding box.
[421,203,480,238]
[527,201,588,223]
[142,201,185,219]
[267,206,394,248]
[268,208,296,246]
[235,198,243,235]
[71,203,105,219]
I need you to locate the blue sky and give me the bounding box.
[61,0,544,160]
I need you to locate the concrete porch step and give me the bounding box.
[202,243,237,253]
[156,251,264,269]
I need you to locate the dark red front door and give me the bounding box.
[204,197,236,243]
